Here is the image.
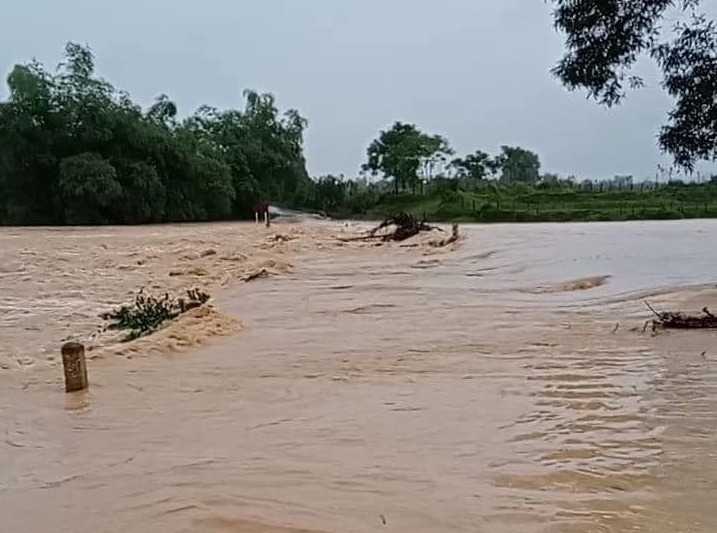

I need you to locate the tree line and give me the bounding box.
[304,121,546,215]
[0,43,318,225]
[312,118,717,217]
[0,43,543,224]
[361,121,541,195]
[4,3,717,227]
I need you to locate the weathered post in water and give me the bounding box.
[253,202,271,227]
[61,342,88,393]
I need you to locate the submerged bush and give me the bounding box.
[101,288,210,341]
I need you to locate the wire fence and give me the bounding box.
[445,197,717,221]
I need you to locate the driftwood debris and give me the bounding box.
[645,301,717,330]
[429,223,460,248]
[269,234,295,243]
[370,212,439,241]
[241,268,270,282]
[100,288,211,341]
[342,212,441,243]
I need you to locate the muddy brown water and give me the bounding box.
[2,220,717,533]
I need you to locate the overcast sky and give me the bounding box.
[3,0,714,180]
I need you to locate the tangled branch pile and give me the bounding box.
[646,301,717,330]
[100,288,211,341]
[369,212,438,241]
[341,212,440,243]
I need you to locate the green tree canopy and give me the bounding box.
[0,42,312,225]
[363,122,453,194]
[451,150,492,181]
[496,146,541,183]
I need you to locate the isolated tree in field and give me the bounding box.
[496,146,541,183]
[363,122,452,194]
[551,0,717,170]
[419,134,453,188]
[451,150,492,182]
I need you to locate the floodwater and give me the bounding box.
[2,220,717,533]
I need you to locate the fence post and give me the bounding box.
[61,342,88,393]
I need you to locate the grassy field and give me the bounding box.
[338,184,717,222]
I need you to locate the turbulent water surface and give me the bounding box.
[2,220,717,533]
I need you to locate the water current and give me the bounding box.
[2,220,716,532]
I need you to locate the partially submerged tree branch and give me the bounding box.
[429,223,460,247]
[645,300,717,329]
[341,212,443,243]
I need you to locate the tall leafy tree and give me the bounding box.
[363,122,452,194]
[551,0,716,170]
[496,146,541,183]
[419,134,453,188]
[451,150,492,181]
